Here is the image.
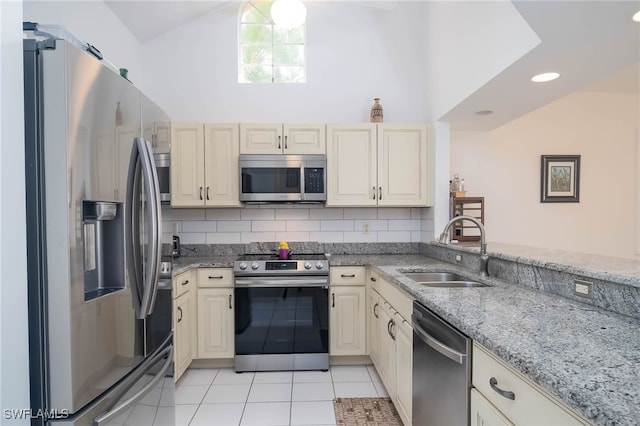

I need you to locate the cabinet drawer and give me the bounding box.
[331,266,366,285]
[173,270,193,298]
[197,268,233,288]
[473,343,586,425]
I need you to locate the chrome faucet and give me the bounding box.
[437,215,489,277]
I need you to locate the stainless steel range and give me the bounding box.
[233,254,330,372]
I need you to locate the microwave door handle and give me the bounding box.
[125,141,144,316]
[300,162,306,201]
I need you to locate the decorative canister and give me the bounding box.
[370,98,383,122]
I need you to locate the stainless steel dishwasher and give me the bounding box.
[412,301,471,426]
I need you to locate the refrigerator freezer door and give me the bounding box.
[40,40,145,414]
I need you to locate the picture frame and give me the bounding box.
[541,155,580,203]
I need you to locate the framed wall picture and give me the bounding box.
[541,155,580,203]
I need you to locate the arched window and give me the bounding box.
[239,0,306,83]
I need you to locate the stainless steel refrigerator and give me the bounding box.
[24,33,174,426]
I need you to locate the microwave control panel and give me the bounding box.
[304,168,324,194]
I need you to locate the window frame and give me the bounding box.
[238,0,307,84]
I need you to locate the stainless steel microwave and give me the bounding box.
[239,154,327,203]
[153,153,170,203]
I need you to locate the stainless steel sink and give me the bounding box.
[402,272,488,288]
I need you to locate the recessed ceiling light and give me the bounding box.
[633,11,640,22]
[475,110,494,116]
[531,72,560,83]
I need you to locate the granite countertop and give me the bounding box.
[169,251,639,424]
[330,254,640,426]
[448,241,640,289]
[171,256,237,275]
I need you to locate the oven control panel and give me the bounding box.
[234,258,329,275]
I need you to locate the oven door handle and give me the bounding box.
[234,278,329,288]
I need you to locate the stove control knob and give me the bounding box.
[316,261,324,269]
[304,262,312,270]
[238,262,247,270]
[251,262,259,270]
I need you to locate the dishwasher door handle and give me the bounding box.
[413,320,466,364]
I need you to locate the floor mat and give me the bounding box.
[333,397,403,426]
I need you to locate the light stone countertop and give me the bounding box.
[448,241,640,288]
[330,254,640,426]
[169,251,639,425]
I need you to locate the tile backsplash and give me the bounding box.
[162,205,434,244]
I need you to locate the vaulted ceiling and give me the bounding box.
[104,0,639,130]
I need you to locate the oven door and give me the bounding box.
[234,276,329,370]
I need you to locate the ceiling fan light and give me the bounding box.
[271,0,306,29]
[531,72,560,83]
[633,10,640,22]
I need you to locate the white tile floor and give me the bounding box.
[173,365,387,426]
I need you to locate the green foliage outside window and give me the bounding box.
[239,1,306,83]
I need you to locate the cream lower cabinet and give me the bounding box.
[473,342,587,426]
[196,268,234,359]
[326,123,431,207]
[471,389,514,426]
[366,282,382,366]
[173,269,194,382]
[171,122,240,207]
[368,269,413,426]
[329,267,366,356]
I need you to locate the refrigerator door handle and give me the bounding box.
[125,138,162,319]
[125,140,144,315]
[92,344,174,426]
[140,138,162,316]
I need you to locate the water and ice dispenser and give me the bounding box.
[83,201,125,301]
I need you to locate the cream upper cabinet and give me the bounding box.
[204,124,241,207]
[171,122,240,208]
[326,124,378,206]
[240,123,325,154]
[473,342,587,426]
[327,123,432,207]
[144,121,171,153]
[171,123,204,206]
[377,124,430,206]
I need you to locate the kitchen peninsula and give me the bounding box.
[173,241,640,426]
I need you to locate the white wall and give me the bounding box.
[424,0,540,121]
[145,1,436,245]
[1,0,30,424]
[142,1,429,122]
[23,0,144,88]
[451,91,639,258]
